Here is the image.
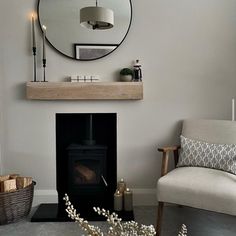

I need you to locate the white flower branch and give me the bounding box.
[63,193,187,236]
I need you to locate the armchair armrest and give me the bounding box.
[157,145,181,176]
[158,145,181,152]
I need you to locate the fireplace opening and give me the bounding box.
[31,112,133,222]
[56,113,117,219]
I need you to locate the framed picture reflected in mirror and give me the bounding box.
[74,44,118,60]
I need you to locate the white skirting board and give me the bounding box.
[33,188,157,207]
[33,190,58,207]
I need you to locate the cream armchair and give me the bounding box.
[156,119,236,236]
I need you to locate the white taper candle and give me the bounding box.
[232,98,235,121]
[42,25,47,60]
[32,15,36,48]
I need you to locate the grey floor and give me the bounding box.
[0,205,236,236]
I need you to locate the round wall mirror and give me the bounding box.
[38,0,132,61]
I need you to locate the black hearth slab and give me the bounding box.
[31,204,134,222]
[31,204,70,222]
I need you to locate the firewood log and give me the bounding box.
[16,177,32,189]
[0,175,10,182]
[10,174,20,179]
[75,164,96,183]
[0,179,17,192]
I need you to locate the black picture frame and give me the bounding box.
[74,44,118,60]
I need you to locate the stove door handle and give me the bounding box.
[101,175,108,187]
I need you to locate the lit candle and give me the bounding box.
[32,14,36,48]
[42,25,47,60]
[114,190,123,211]
[117,178,126,194]
[124,188,133,211]
[232,98,235,121]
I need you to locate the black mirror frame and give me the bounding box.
[37,0,133,61]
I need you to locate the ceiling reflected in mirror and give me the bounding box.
[38,0,132,60]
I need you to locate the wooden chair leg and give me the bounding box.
[156,202,164,236]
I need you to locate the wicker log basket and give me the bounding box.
[0,181,35,225]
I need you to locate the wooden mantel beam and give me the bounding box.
[26,82,143,100]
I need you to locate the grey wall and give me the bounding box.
[0,0,236,205]
[0,12,4,175]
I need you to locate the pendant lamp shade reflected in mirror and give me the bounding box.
[80,0,114,30]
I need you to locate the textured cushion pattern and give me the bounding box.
[157,167,236,216]
[178,135,236,175]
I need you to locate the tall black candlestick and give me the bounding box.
[43,58,47,82]
[42,25,47,82]
[32,47,37,82]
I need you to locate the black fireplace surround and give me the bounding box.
[32,113,117,221]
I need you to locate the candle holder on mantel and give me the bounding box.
[32,46,37,82]
[42,58,48,82]
[31,14,37,82]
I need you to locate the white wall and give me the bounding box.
[1,0,236,206]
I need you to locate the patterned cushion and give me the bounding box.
[178,135,236,175]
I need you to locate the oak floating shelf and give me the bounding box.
[26,82,143,100]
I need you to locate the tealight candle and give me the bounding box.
[124,188,133,211]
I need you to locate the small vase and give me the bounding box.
[120,75,132,82]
